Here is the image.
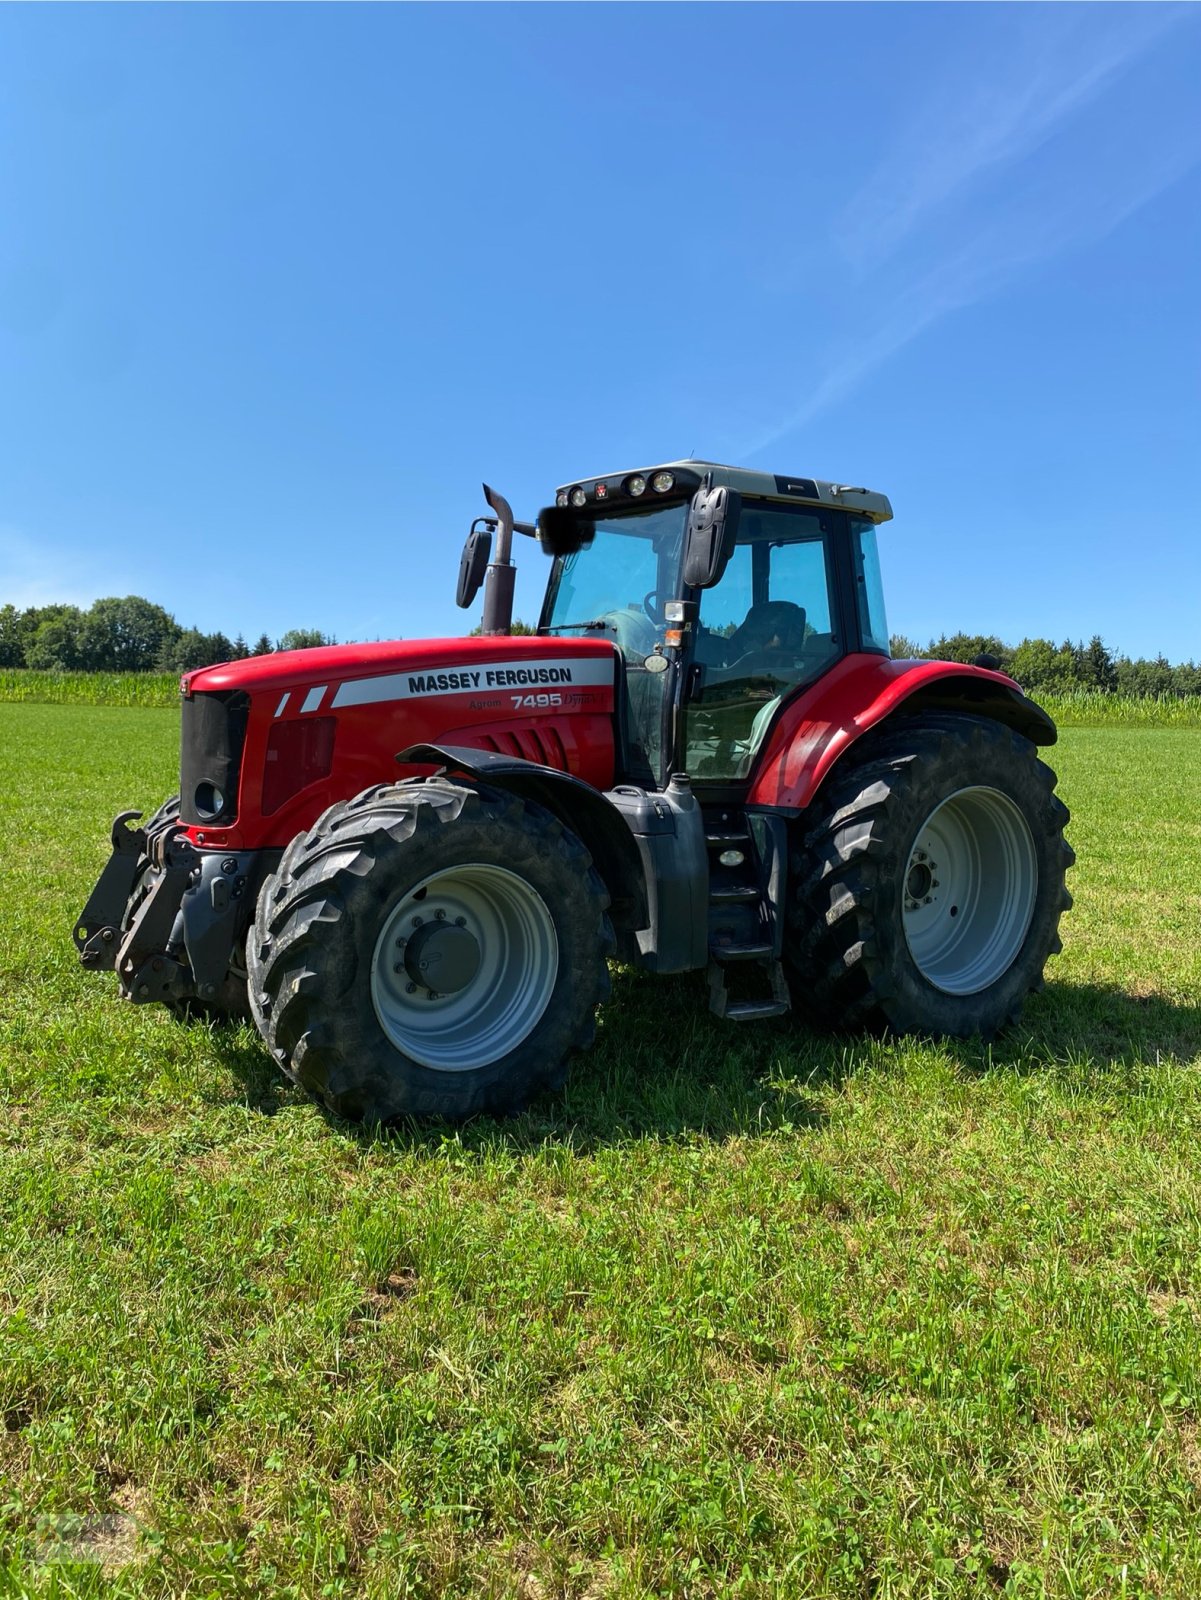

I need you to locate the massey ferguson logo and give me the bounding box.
[407,665,576,694]
[330,656,614,711]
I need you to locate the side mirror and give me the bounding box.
[455,520,492,609]
[682,485,741,588]
[536,504,595,558]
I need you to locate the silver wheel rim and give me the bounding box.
[901,786,1038,995]
[370,864,558,1072]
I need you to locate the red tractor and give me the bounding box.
[76,462,1073,1121]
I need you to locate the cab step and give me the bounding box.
[723,998,790,1023]
[709,939,774,963]
[708,883,761,905]
[707,953,791,1022]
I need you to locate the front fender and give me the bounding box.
[397,743,648,933]
[746,654,1055,812]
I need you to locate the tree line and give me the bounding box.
[890,632,1201,698]
[4,597,1197,698]
[0,599,335,673]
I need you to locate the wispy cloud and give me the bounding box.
[739,8,1201,460]
[836,7,1188,273]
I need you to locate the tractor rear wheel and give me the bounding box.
[247,780,614,1123]
[787,712,1073,1038]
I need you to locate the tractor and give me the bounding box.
[75,461,1073,1121]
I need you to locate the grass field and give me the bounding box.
[2,703,1200,1598]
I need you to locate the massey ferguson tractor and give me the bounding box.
[75,461,1073,1121]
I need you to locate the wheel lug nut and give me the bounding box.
[405,982,417,994]
[411,916,423,927]
[435,909,446,921]
[923,896,932,905]
[455,916,466,927]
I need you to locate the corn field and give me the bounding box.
[2,669,1200,728]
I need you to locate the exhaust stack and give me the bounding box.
[480,483,516,636]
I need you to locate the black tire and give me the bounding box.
[787,713,1074,1038]
[246,779,614,1123]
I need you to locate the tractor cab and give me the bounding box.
[462,460,895,790]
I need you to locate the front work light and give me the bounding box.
[556,490,569,507]
[626,474,647,497]
[569,487,587,508]
[651,471,675,494]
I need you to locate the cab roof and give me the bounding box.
[555,459,893,524]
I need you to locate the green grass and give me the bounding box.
[1,705,1200,1598]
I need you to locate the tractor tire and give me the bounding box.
[246,779,614,1123]
[787,712,1073,1038]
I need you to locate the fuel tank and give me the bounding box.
[179,636,620,850]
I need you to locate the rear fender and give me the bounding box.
[398,743,648,932]
[746,654,1056,812]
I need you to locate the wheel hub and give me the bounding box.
[901,786,1038,995]
[370,864,559,1072]
[401,921,480,995]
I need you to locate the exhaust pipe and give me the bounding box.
[480,483,516,636]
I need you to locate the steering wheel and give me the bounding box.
[641,589,662,623]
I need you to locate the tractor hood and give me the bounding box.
[177,633,622,852]
[182,635,616,700]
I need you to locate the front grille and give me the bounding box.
[179,691,250,826]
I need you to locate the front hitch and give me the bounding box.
[74,810,148,970]
[75,808,270,1010]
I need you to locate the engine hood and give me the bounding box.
[182,634,617,699]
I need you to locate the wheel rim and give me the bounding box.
[370,864,559,1072]
[901,786,1038,996]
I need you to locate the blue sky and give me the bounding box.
[2,3,1199,660]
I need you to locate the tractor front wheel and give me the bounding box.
[787,712,1073,1038]
[247,780,614,1122]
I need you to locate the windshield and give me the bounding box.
[542,504,687,641]
[541,503,688,779]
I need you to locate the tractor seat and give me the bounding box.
[724,601,807,662]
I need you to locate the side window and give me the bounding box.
[852,521,890,654]
[695,544,752,660]
[769,540,834,634]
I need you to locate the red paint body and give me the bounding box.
[747,655,1029,809]
[183,636,619,850]
[180,636,1028,850]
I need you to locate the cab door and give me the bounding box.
[683,503,846,782]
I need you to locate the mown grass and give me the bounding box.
[1,705,1200,1597]
[3,669,1201,728]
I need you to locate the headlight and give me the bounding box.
[194,782,225,819]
